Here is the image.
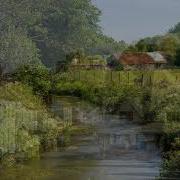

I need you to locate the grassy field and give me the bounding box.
[55,69,180,86]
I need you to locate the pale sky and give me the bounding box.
[92,0,180,43]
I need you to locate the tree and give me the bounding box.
[169,22,180,34]
[135,36,161,52]
[0,0,126,69]
[135,39,148,52]
[0,29,41,74]
[14,64,51,96]
[157,35,179,64]
[89,34,127,55]
[124,45,138,53]
[37,0,102,67]
[175,48,180,66]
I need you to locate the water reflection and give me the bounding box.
[48,96,161,180]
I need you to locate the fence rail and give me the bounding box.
[55,70,180,86]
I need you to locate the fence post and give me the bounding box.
[149,75,152,86]
[141,74,144,86]
[110,71,113,82]
[85,71,87,81]
[128,72,130,84]
[73,70,75,81]
[79,71,80,81]
[119,72,121,84]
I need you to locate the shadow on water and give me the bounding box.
[1,96,162,180]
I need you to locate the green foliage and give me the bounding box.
[0,82,43,109]
[175,48,180,66]
[0,0,49,35]
[160,150,180,179]
[54,73,141,110]
[141,88,156,123]
[124,45,138,53]
[89,34,127,55]
[134,36,161,52]
[14,65,51,96]
[107,55,124,70]
[0,29,41,74]
[0,83,59,162]
[169,22,180,34]
[158,35,179,63]
[33,0,102,66]
[53,69,180,179]
[0,0,127,69]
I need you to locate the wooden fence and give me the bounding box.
[55,70,180,86]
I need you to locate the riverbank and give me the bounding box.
[0,82,94,168]
[0,96,162,180]
[1,69,179,178]
[53,71,180,179]
[0,82,60,166]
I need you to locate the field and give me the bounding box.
[55,69,180,86]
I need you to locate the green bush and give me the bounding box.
[160,150,180,179]
[14,65,51,96]
[107,55,124,70]
[54,78,141,110]
[0,83,59,164]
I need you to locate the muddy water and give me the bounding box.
[1,96,162,180]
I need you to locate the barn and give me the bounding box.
[117,52,167,70]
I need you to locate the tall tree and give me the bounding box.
[157,35,180,64]
[0,29,41,74]
[38,0,102,66]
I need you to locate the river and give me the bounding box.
[1,96,162,180]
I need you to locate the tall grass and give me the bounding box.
[0,83,59,163]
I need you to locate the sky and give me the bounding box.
[92,0,180,43]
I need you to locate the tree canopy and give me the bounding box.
[0,0,126,69]
[0,29,41,74]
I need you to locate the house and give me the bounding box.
[118,52,167,70]
[69,56,107,70]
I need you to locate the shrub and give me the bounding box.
[160,150,180,179]
[0,83,59,163]
[14,65,51,96]
[107,55,124,70]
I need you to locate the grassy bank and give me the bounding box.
[53,70,180,179]
[0,82,61,166]
[0,81,95,167]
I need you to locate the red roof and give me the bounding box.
[119,52,166,65]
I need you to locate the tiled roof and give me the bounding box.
[119,52,167,65]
